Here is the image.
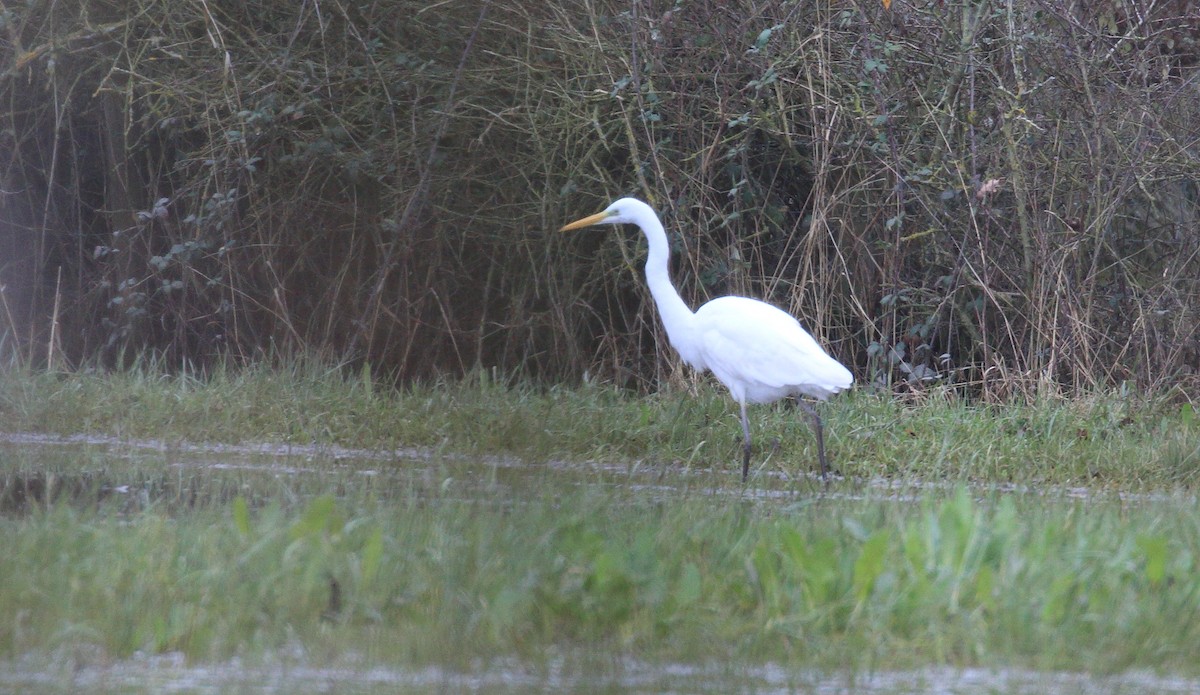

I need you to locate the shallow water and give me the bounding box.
[1,431,1196,694]
[4,653,1199,694]
[0,431,1183,518]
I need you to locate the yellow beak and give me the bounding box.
[559,210,613,232]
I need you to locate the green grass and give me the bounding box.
[0,362,1195,488]
[2,480,1199,674]
[1,363,1199,682]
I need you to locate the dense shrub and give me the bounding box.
[0,0,1197,397]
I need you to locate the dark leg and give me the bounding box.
[796,400,829,479]
[740,400,752,482]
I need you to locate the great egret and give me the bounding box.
[561,197,853,481]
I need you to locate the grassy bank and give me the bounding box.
[0,364,1196,488]
[1,366,1199,682]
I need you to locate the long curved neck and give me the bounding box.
[639,213,696,344]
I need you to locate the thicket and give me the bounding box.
[1,0,1197,399]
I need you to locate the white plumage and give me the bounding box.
[561,197,852,481]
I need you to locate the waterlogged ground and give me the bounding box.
[1,432,1198,694]
[6,654,1200,694]
[0,431,1182,510]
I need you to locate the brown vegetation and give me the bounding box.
[1,0,1197,398]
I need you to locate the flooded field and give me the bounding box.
[1,431,1183,513]
[2,432,1198,693]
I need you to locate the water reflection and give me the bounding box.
[0,431,1188,518]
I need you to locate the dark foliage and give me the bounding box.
[1,0,1197,398]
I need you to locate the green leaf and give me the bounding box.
[974,564,995,610]
[1041,574,1075,624]
[853,530,891,602]
[804,537,842,605]
[232,495,251,536]
[291,495,336,540]
[778,525,808,569]
[360,526,384,590]
[752,24,782,52]
[1180,403,1196,429]
[1137,534,1168,586]
[676,562,702,607]
[750,542,779,601]
[359,361,374,397]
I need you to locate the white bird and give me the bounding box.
[560,197,853,481]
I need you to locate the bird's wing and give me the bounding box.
[694,297,852,401]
